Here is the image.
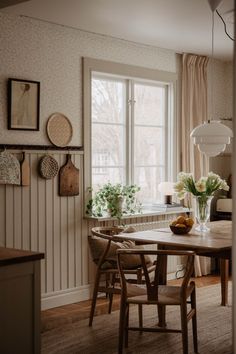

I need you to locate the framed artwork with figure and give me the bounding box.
[8,78,40,131]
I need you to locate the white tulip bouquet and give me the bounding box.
[174,172,229,200]
[174,172,229,232]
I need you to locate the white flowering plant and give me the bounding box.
[174,172,229,201]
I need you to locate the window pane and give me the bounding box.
[133,82,167,204]
[134,126,165,166]
[92,124,125,167]
[92,167,125,190]
[92,76,126,124]
[134,167,165,203]
[91,74,126,188]
[134,83,165,126]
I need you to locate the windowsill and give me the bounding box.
[84,207,191,222]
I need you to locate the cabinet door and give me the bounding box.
[0,261,40,354]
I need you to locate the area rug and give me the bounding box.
[42,283,232,354]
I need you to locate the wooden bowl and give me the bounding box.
[169,225,192,235]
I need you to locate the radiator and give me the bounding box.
[126,219,181,276]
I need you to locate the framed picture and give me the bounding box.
[8,78,40,131]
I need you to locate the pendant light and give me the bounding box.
[190,0,233,157]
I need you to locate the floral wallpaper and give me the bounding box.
[207,59,233,120]
[0,12,177,146]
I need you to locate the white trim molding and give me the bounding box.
[41,284,92,310]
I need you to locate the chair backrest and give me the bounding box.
[117,249,195,302]
[90,226,153,271]
[90,226,125,269]
[91,226,125,240]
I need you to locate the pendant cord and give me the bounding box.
[211,10,214,123]
[216,9,235,42]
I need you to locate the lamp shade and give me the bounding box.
[190,121,233,157]
[158,182,174,195]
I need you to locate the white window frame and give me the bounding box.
[83,57,178,213]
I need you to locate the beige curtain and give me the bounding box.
[181,53,210,276]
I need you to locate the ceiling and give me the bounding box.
[1,0,234,61]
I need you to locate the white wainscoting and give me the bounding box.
[0,150,183,309]
[0,150,90,310]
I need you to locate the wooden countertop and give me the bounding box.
[0,247,44,266]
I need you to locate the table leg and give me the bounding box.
[220,258,229,306]
[157,246,167,327]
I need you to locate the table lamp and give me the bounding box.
[158,182,174,205]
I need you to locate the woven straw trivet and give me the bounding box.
[39,155,59,179]
[47,113,73,147]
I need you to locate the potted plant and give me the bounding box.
[86,183,141,219]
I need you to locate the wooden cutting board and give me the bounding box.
[59,154,79,196]
[21,152,30,186]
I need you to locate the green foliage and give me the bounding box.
[86,183,141,219]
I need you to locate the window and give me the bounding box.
[133,82,167,203]
[84,58,177,205]
[92,75,126,187]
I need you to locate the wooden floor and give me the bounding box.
[41,274,222,333]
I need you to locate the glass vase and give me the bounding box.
[194,196,213,233]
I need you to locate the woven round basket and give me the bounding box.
[39,155,59,179]
[47,113,73,147]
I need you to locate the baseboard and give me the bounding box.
[41,272,178,310]
[41,284,92,310]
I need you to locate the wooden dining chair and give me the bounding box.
[117,249,198,354]
[88,226,155,327]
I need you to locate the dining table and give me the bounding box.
[114,220,232,326]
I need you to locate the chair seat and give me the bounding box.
[117,249,198,354]
[127,283,195,305]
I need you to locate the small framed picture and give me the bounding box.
[8,78,40,131]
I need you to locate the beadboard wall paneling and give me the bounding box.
[0,151,190,311]
[0,150,86,309]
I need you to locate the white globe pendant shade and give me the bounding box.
[190,121,233,157]
[158,181,174,204]
[158,182,174,196]
[191,1,233,158]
